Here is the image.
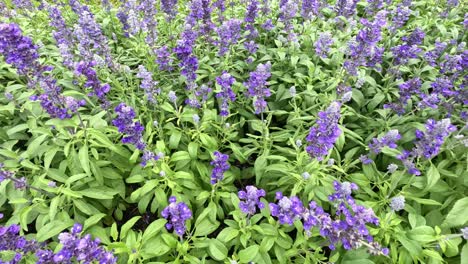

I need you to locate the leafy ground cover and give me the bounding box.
[0,0,467,263]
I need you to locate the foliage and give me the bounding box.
[0,0,467,263]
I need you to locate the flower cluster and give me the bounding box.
[36,224,116,263]
[315,32,334,59]
[306,101,342,161]
[161,196,193,236]
[391,28,425,66]
[397,118,456,175]
[344,11,387,75]
[136,65,160,104]
[301,0,322,19]
[279,0,298,42]
[71,1,113,67]
[238,185,266,215]
[244,61,272,114]
[161,0,178,21]
[215,71,236,116]
[368,129,401,154]
[390,196,405,211]
[384,77,422,114]
[75,60,111,108]
[112,103,161,166]
[216,19,242,56]
[210,151,230,184]
[325,182,387,254]
[0,23,84,119]
[389,4,411,32]
[47,5,75,68]
[0,221,116,264]
[155,46,173,71]
[270,192,305,225]
[112,103,146,150]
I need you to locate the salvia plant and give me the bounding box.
[0,0,467,263]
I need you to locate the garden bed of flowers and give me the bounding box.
[0,0,467,263]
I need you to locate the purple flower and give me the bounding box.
[387,163,398,173]
[301,0,322,19]
[306,102,342,161]
[0,221,116,264]
[413,119,456,159]
[397,119,456,175]
[315,32,334,58]
[279,0,298,42]
[161,0,178,21]
[390,5,411,32]
[425,41,447,66]
[384,77,421,114]
[238,185,266,215]
[262,19,274,31]
[216,19,242,56]
[155,46,173,71]
[112,103,146,150]
[47,5,75,68]
[462,227,468,240]
[359,155,373,164]
[72,1,113,67]
[344,12,387,75]
[244,62,272,114]
[12,0,34,10]
[168,91,177,104]
[136,65,160,104]
[368,129,401,154]
[325,181,381,251]
[215,71,236,116]
[0,23,83,119]
[75,60,111,108]
[334,0,359,18]
[161,196,192,236]
[269,192,305,225]
[390,40,422,66]
[210,151,230,184]
[139,0,158,47]
[389,196,405,211]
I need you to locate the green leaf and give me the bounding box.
[36,219,74,242]
[208,239,228,261]
[73,199,100,215]
[142,219,167,242]
[239,245,259,262]
[110,222,119,241]
[200,133,218,150]
[49,196,60,220]
[424,164,440,191]
[120,216,141,239]
[398,236,422,255]
[78,187,118,199]
[83,213,106,231]
[79,145,91,176]
[169,130,182,149]
[442,197,468,228]
[461,243,468,264]
[217,227,239,243]
[407,226,436,243]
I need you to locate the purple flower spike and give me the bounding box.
[269,193,305,225]
[244,62,272,114]
[238,185,266,215]
[161,196,192,236]
[112,103,146,150]
[306,102,342,161]
[368,129,401,154]
[215,71,236,116]
[210,151,230,184]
